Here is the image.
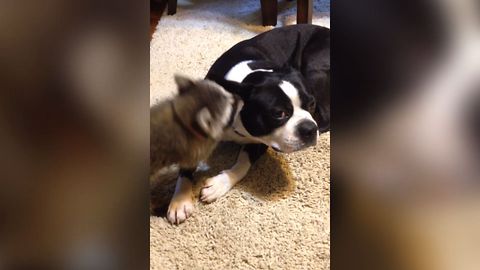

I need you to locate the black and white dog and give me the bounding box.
[167,25,330,224]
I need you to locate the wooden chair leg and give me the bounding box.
[260,0,278,26]
[297,0,312,24]
[167,0,177,15]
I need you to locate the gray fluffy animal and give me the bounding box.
[150,75,236,171]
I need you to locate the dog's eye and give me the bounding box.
[272,109,288,120]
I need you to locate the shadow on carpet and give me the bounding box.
[150,142,295,217]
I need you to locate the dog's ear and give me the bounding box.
[217,79,253,100]
[174,74,195,95]
[226,81,254,100]
[196,107,223,139]
[207,74,254,100]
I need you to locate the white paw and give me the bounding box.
[200,172,233,203]
[167,196,194,225]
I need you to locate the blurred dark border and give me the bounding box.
[0,1,150,269]
[332,0,480,269]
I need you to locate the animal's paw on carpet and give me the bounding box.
[200,172,233,203]
[167,195,194,225]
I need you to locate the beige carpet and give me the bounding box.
[150,1,330,269]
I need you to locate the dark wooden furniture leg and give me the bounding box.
[297,0,312,24]
[260,0,278,26]
[167,0,177,15]
[151,0,168,38]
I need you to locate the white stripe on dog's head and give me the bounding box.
[225,60,273,83]
[279,81,301,107]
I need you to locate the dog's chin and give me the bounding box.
[271,140,316,153]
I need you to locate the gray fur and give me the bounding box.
[150,76,234,171]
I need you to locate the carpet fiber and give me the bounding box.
[150,1,330,269]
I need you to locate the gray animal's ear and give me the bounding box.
[196,107,223,139]
[174,74,195,94]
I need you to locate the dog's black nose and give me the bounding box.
[297,120,318,141]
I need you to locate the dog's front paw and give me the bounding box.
[167,195,194,225]
[200,172,233,203]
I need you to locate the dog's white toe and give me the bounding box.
[201,172,233,203]
[167,196,194,225]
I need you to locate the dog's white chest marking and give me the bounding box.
[225,60,273,83]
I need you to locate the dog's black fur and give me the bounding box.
[207,24,330,134]
[197,25,330,170]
